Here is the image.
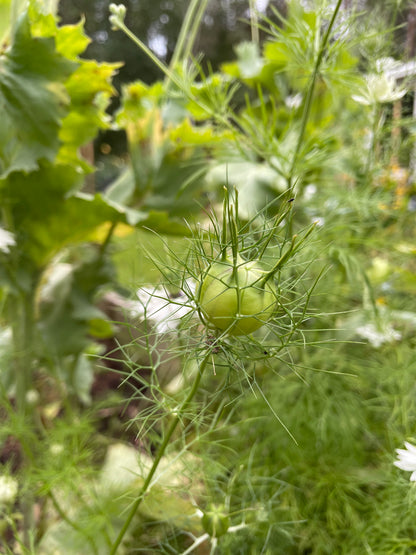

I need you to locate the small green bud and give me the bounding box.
[109,3,126,29]
[201,504,230,537]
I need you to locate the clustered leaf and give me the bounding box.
[0,12,75,178]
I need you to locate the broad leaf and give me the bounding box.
[37,245,115,357]
[58,59,121,169]
[205,160,287,219]
[1,162,134,266]
[26,4,121,169]
[104,168,192,235]
[0,12,76,178]
[116,81,224,219]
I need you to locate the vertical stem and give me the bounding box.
[12,291,35,417]
[97,221,117,260]
[165,0,200,84]
[221,187,228,260]
[10,0,19,35]
[10,0,26,35]
[364,105,381,185]
[2,197,37,550]
[249,0,259,44]
[390,99,401,166]
[182,0,210,64]
[287,0,344,190]
[109,350,211,555]
[10,288,37,549]
[49,491,99,555]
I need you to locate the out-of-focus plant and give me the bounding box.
[2,0,413,552]
[109,0,359,222]
[105,184,317,554]
[352,57,408,182]
[0,1,127,547]
[104,0,355,551]
[0,0,222,549]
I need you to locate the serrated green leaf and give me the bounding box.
[117,89,210,218]
[29,191,129,264]
[64,60,119,104]
[26,3,117,167]
[27,0,58,38]
[55,20,90,60]
[169,118,233,146]
[57,60,121,167]
[1,163,133,265]
[0,12,76,178]
[116,80,164,126]
[28,2,90,61]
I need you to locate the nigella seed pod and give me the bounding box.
[197,257,276,336]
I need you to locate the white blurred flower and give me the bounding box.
[313,217,325,227]
[38,261,73,305]
[25,389,40,406]
[50,443,64,456]
[367,256,390,282]
[362,128,374,150]
[0,228,16,254]
[134,285,195,334]
[356,322,401,347]
[352,73,406,106]
[285,93,302,110]
[303,184,317,201]
[375,57,402,75]
[255,0,269,13]
[394,442,416,481]
[0,475,18,505]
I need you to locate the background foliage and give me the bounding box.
[0,0,416,553]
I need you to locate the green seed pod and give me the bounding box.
[201,504,230,538]
[198,257,276,336]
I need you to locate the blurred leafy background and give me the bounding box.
[1,0,416,553]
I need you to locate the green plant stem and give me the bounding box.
[168,0,200,71]
[287,0,344,190]
[260,222,316,286]
[97,221,117,260]
[184,0,210,60]
[221,187,228,259]
[166,0,209,91]
[364,104,381,185]
[10,289,37,549]
[249,0,259,44]
[10,0,19,35]
[114,19,184,92]
[112,17,234,132]
[12,291,36,417]
[49,490,98,555]
[109,350,211,555]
